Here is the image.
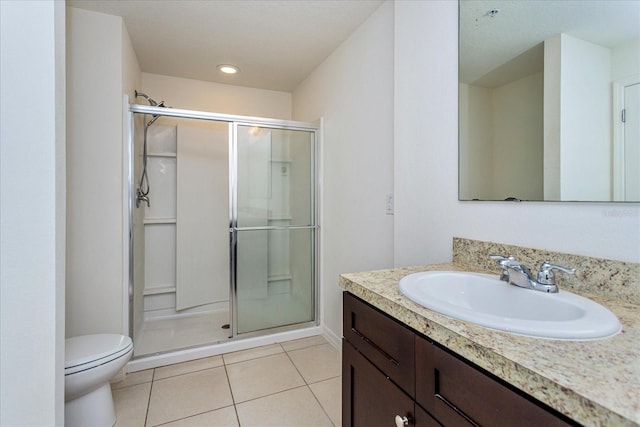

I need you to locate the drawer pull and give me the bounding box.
[433,369,480,426]
[351,328,400,366]
[395,415,409,426]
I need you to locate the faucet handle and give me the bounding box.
[489,254,519,267]
[537,261,576,285]
[489,254,515,281]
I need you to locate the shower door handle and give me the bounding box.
[233,225,318,232]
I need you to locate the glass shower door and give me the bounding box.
[233,124,316,334]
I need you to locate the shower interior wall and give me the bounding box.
[135,120,230,324]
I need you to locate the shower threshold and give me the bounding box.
[127,323,324,372]
[134,309,231,357]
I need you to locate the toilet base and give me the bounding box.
[65,382,116,427]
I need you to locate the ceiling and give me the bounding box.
[68,0,384,92]
[460,0,640,85]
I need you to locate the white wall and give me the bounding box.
[560,35,612,201]
[394,1,639,270]
[459,83,493,200]
[461,73,543,201]
[292,1,395,341]
[1,1,66,425]
[543,35,562,200]
[141,73,292,119]
[394,0,459,266]
[492,72,543,200]
[66,7,140,337]
[175,125,229,311]
[611,40,640,82]
[545,34,612,201]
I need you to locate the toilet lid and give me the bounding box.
[65,334,133,374]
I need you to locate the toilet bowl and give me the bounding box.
[65,334,133,427]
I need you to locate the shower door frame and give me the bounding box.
[127,103,320,354]
[230,121,319,338]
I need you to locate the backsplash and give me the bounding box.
[453,237,639,305]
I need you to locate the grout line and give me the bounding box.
[145,367,235,427]
[280,344,337,423]
[282,342,339,426]
[307,374,341,385]
[281,340,330,354]
[222,359,241,427]
[227,352,307,406]
[283,348,309,386]
[308,384,337,427]
[143,371,154,427]
[151,405,237,427]
[222,343,285,366]
[222,363,237,405]
[232,384,309,406]
[153,362,226,381]
[233,403,242,427]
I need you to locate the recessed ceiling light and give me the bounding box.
[217,64,239,74]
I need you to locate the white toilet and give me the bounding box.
[65,334,133,427]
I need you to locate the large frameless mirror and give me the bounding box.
[459,0,640,202]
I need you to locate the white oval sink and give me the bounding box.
[399,271,621,340]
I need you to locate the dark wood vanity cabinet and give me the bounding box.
[343,292,578,427]
[342,292,439,426]
[343,341,440,427]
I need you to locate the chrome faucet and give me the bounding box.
[489,255,575,293]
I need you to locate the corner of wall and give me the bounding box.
[66,6,132,337]
[292,0,395,343]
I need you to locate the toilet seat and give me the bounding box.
[65,334,133,375]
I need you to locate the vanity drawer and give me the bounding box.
[343,292,415,394]
[415,335,576,427]
[343,340,421,427]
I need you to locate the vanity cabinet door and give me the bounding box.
[415,404,443,427]
[343,340,439,427]
[415,336,576,427]
[343,293,415,394]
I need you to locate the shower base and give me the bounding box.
[134,309,230,357]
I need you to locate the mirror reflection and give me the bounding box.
[459,0,640,202]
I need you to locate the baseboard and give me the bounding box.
[322,326,342,351]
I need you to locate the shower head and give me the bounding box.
[135,90,168,127]
[147,115,161,126]
[135,90,158,106]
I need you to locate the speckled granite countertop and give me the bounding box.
[339,262,640,427]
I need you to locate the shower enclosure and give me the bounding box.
[128,102,319,358]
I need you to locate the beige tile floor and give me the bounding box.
[111,336,341,427]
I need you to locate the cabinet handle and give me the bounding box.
[351,327,400,366]
[395,415,409,426]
